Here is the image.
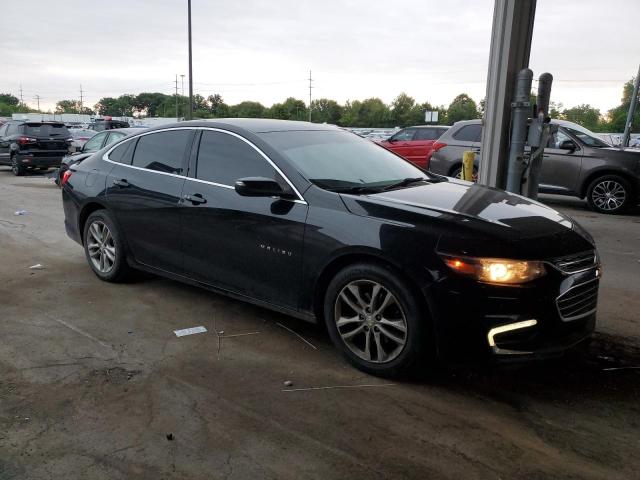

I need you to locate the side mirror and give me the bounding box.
[559,139,577,151]
[235,177,294,199]
[387,137,396,143]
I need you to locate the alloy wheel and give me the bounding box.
[86,220,116,273]
[334,280,408,363]
[591,180,626,211]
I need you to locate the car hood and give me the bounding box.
[340,179,594,258]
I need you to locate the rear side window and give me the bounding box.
[414,128,444,140]
[24,123,70,138]
[452,124,482,142]
[132,130,191,174]
[108,140,134,164]
[196,131,275,185]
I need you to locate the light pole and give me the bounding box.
[187,0,194,120]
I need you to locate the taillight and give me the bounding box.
[17,136,37,145]
[432,141,447,152]
[61,169,73,186]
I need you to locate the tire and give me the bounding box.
[11,156,25,176]
[451,165,478,182]
[323,262,431,378]
[83,210,131,282]
[586,175,633,214]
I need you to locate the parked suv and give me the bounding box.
[429,119,640,214]
[377,125,449,169]
[89,119,130,131]
[0,121,72,175]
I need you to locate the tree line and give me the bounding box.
[1,77,638,132]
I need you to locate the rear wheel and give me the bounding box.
[586,175,632,214]
[451,165,478,182]
[11,156,25,176]
[83,210,131,282]
[323,263,430,378]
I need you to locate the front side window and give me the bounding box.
[390,128,416,141]
[564,126,610,148]
[260,130,428,191]
[196,131,276,185]
[83,132,107,152]
[132,130,191,174]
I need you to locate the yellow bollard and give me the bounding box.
[462,151,475,181]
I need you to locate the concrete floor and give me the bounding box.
[1,170,639,480]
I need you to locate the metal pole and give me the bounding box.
[308,70,312,122]
[505,68,533,193]
[478,0,537,189]
[621,64,640,149]
[175,74,179,119]
[187,0,194,120]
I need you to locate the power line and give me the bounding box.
[79,84,84,112]
[34,94,41,111]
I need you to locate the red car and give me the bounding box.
[377,125,449,169]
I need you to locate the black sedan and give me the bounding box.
[62,119,600,377]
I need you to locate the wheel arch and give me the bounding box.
[580,169,635,198]
[78,201,109,245]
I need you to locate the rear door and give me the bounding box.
[180,129,307,308]
[539,128,582,194]
[0,124,9,164]
[105,128,194,274]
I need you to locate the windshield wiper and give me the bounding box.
[328,185,385,194]
[382,177,427,191]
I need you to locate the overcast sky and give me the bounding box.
[1,0,638,113]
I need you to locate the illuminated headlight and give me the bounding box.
[441,255,546,284]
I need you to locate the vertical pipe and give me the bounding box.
[188,0,194,120]
[621,64,640,149]
[505,68,533,194]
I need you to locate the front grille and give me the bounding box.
[552,250,596,273]
[556,279,599,321]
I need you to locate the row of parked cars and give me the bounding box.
[376,120,640,214]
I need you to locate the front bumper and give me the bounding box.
[430,264,599,363]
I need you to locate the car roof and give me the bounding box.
[410,125,449,129]
[145,118,340,134]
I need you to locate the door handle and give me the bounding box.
[183,193,207,205]
[112,179,129,187]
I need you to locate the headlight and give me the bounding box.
[441,255,546,284]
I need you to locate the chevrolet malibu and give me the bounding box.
[62,119,600,377]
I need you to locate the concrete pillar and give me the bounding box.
[478,0,537,189]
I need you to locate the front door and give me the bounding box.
[385,128,417,160]
[539,128,582,194]
[105,129,194,274]
[180,129,307,309]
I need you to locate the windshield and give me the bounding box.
[563,124,610,148]
[260,130,429,191]
[24,123,70,138]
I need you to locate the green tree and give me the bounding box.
[55,99,80,114]
[446,94,480,124]
[311,98,343,124]
[549,101,563,119]
[134,92,168,117]
[606,78,640,132]
[390,93,417,127]
[229,101,266,118]
[95,95,136,116]
[268,97,307,120]
[561,104,602,132]
[357,98,390,127]
[339,100,362,126]
[0,93,19,106]
[207,94,229,117]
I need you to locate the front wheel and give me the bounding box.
[83,210,131,282]
[323,263,430,378]
[586,175,632,214]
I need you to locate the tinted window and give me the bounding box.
[24,123,70,138]
[108,140,134,164]
[414,128,444,140]
[452,124,482,142]
[196,131,275,184]
[83,132,107,152]
[132,130,191,174]
[390,128,416,141]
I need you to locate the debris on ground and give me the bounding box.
[166,433,174,441]
[284,380,293,387]
[282,383,395,392]
[174,326,207,337]
[275,322,318,350]
[14,210,28,216]
[29,264,45,270]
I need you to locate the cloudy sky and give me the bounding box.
[1,0,638,113]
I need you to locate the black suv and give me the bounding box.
[428,119,640,214]
[0,121,72,176]
[89,119,130,131]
